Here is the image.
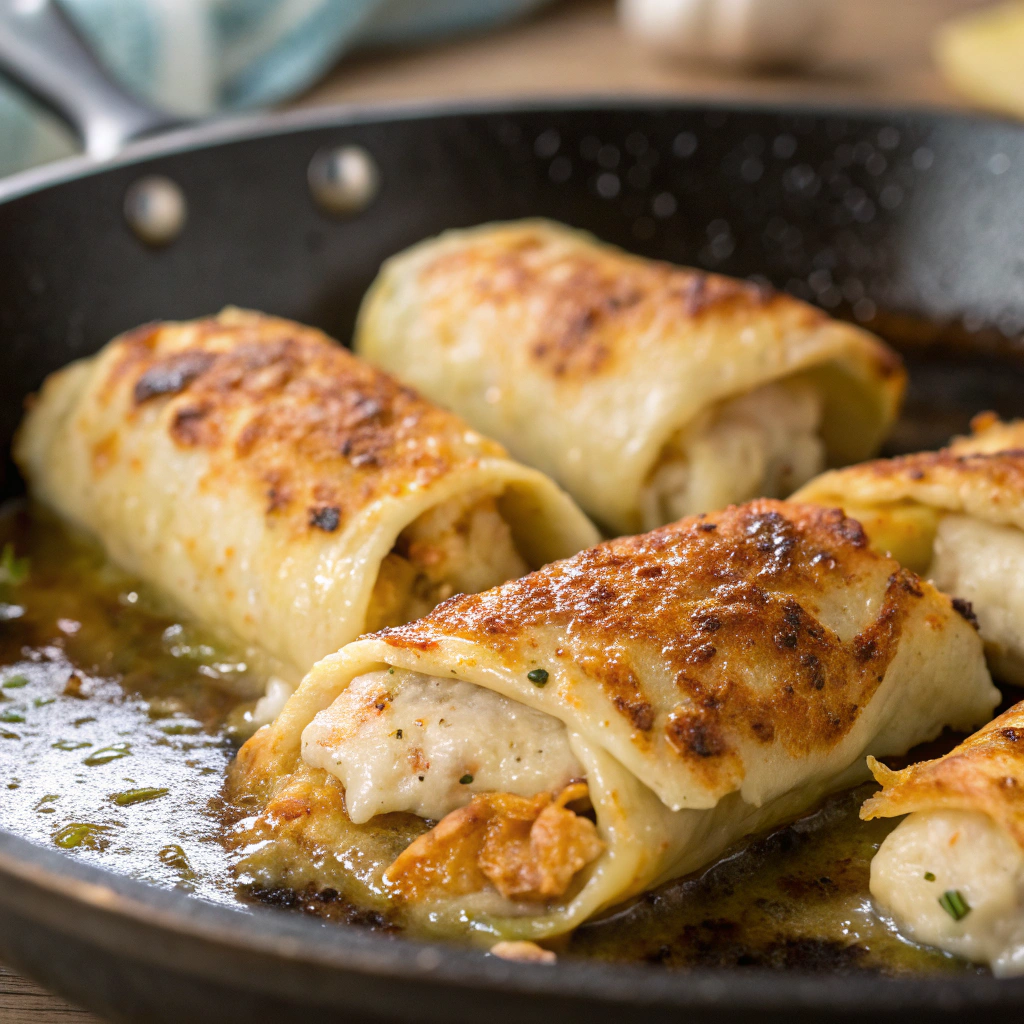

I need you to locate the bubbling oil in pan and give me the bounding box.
[0,501,999,973]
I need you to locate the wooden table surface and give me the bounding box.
[0,0,994,1019]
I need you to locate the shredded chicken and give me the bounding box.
[383,783,603,902]
[301,669,584,824]
[640,378,825,530]
[871,809,1024,976]
[929,514,1024,684]
[364,490,529,632]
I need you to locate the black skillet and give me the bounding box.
[2,3,1024,1022]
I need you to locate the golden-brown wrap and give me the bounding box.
[355,219,905,534]
[794,414,1024,683]
[862,701,1024,976]
[230,500,996,942]
[14,309,598,681]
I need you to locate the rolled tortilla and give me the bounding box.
[794,413,1024,684]
[231,499,996,942]
[14,308,599,678]
[355,219,905,534]
[862,701,1024,976]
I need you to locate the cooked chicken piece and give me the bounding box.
[862,699,1024,975]
[929,515,1024,683]
[16,308,597,678]
[639,378,825,531]
[871,809,1024,976]
[356,219,904,534]
[383,783,603,902]
[795,414,1024,685]
[365,490,529,633]
[302,669,583,824]
[233,500,996,942]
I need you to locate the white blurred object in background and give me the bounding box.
[618,0,832,70]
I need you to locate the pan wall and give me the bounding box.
[1,103,1023,493]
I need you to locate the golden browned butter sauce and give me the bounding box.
[0,501,998,971]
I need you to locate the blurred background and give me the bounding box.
[1,0,1023,178]
[0,0,1023,1020]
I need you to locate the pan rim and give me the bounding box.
[3,96,1024,1011]
[1,93,1023,207]
[1,809,1023,1009]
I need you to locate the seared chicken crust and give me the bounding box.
[15,308,598,675]
[356,219,904,532]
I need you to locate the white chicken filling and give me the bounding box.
[640,378,826,530]
[929,515,1024,685]
[365,489,529,634]
[871,809,1024,976]
[301,669,584,824]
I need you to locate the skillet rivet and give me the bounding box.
[308,145,379,216]
[123,175,187,247]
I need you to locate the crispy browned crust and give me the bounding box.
[100,309,506,538]
[861,700,1024,848]
[384,783,602,902]
[797,414,1024,517]
[226,760,431,897]
[844,448,1024,494]
[417,228,903,384]
[951,412,1024,455]
[376,500,933,797]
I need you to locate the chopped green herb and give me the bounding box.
[33,696,55,707]
[459,774,474,785]
[158,719,201,736]
[158,844,196,879]
[52,822,111,851]
[111,787,168,806]
[0,544,29,587]
[527,668,549,686]
[0,728,19,740]
[939,889,971,921]
[0,710,24,724]
[388,668,395,674]
[53,739,91,751]
[83,743,132,766]
[34,795,59,813]
[924,872,936,882]
[3,675,28,689]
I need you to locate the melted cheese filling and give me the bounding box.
[871,809,1024,977]
[364,490,529,634]
[301,669,584,824]
[640,379,825,531]
[929,515,1024,685]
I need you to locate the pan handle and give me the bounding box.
[0,0,183,159]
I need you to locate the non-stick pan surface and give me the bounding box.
[2,93,1024,1023]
